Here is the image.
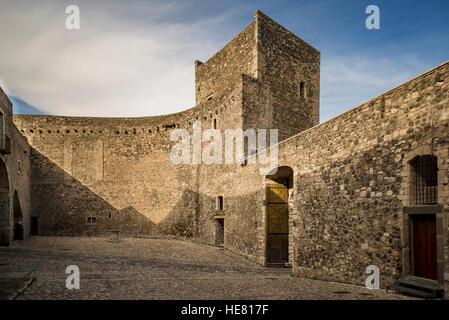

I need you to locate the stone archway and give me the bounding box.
[0,158,10,245]
[13,191,23,241]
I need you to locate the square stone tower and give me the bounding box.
[194,10,320,142]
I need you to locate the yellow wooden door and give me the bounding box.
[266,183,289,264]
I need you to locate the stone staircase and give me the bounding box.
[388,277,444,299]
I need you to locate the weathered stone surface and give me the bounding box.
[11,11,319,239]
[0,10,448,299]
[0,237,416,300]
[212,59,449,296]
[0,89,31,246]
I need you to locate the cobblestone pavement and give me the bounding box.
[0,237,416,300]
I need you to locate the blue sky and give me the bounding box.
[1,0,448,122]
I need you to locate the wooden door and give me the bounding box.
[412,214,437,280]
[266,184,288,265]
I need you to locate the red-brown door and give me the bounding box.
[412,214,437,280]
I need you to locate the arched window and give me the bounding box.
[410,155,438,205]
[299,81,305,98]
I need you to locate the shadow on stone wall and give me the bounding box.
[157,188,197,237]
[30,146,263,261]
[30,147,199,238]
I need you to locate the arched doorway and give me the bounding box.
[265,166,293,267]
[0,158,9,245]
[13,191,23,241]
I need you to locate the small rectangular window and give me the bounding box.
[217,196,224,210]
[299,81,305,98]
[87,216,97,224]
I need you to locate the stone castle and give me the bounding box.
[1,11,448,297]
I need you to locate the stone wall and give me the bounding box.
[13,11,318,239]
[193,10,323,263]
[194,19,257,105]
[13,90,242,237]
[287,61,449,291]
[255,10,320,141]
[203,60,449,293]
[7,10,448,296]
[195,11,320,142]
[0,87,31,245]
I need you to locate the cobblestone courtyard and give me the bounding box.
[0,237,415,300]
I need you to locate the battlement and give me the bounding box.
[14,90,236,140]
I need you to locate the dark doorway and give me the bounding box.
[13,192,23,240]
[412,214,437,280]
[30,217,38,236]
[215,218,224,246]
[0,158,9,245]
[13,220,24,240]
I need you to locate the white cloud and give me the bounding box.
[0,1,433,121]
[320,54,429,121]
[0,0,237,116]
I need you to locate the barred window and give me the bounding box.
[411,155,438,205]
